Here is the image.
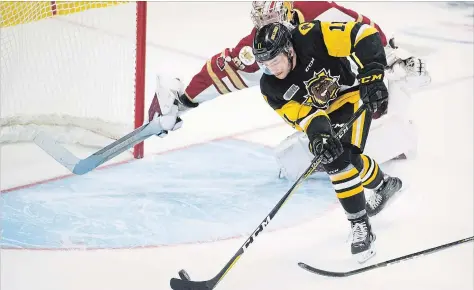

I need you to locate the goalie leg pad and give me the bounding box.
[364,115,418,164]
[274,116,418,181]
[274,131,316,181]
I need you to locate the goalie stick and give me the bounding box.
[169,104,369,290]
[298,236,474,277]
[33,119,165,175]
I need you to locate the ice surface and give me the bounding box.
[1,2,473,290]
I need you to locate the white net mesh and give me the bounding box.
[0,2,141,147]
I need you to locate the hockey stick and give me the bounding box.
[298,236,474,277]
[169,104,368,290]
[33,119,164,175]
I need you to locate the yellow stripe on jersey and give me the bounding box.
[221,52,247,90]
[351,100,366,148]
[274,100,329,132]
[275,101,311,131]
[206,60,230,94]
[327,90,360,114]
[350,52,364,69]
[299,110,329,132]
[224,65,246,90]
[275,100,311,122]
[354,25,378,46]
[293,9,305,24]
[320,21,358,57]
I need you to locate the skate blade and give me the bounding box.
[355,247,376,264]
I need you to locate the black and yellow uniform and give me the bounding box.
[259,20,386,219]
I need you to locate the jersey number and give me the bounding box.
[328,22,346,31]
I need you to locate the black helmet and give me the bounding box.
[252,22,292,63]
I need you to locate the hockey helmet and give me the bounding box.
[252,22,292,63]
[250,1,293,29]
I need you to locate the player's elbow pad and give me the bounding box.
[354,34,387,68]
[305,115,333,144]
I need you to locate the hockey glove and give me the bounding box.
[309,132,343,164]
[148,76,198,137]
[358,62,388,114]
[148,76,198,122]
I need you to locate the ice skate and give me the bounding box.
[366,175,403,217]
[350,216,376,264]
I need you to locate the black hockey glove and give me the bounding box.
[309,132,343,164]
[357,62,388,114]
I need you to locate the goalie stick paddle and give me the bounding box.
[33,119,164,175]
[298,236,474,277]
[169,104,368,290]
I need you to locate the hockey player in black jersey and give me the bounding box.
[252,21,403,262]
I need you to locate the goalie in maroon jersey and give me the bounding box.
[148,1,430,181]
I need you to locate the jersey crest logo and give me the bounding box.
[303,68,341,108]
[216,56,228,71]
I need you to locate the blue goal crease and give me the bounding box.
[1,139,335,249]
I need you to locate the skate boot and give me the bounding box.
[366,175,403,217]
[392,153,407,160]
[350,215,376,263]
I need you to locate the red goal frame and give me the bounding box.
[134,1,147,159]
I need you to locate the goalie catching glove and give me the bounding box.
[357,62,388,114]
[147,76,198,137]
[309,131,344,164]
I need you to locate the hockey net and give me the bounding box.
[0,1,146,158]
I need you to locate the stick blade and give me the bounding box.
[298,262,349,277]
[73,156,103,175]
[33,121,163,175]
[170,278,213,290]
[33,131,80,173]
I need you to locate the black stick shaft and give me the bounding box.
[170,104,368,290]
[299,236,474,277]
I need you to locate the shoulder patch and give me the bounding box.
[298,22,315,36]
[283,84,300,101]
[239,46,256,66]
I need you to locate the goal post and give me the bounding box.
[134,1,146,159]
[0,1,147,159]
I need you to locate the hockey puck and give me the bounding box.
[178,269,190,281]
